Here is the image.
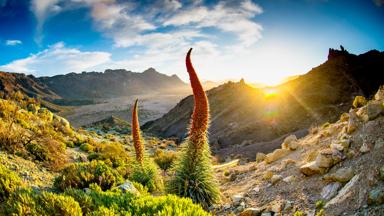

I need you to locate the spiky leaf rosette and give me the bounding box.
[130,99,163,191]
[132,99,144,164]
[168,48,220,208]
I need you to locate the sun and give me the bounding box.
[263,87,279,99]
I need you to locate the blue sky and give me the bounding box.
[0,0,383,85]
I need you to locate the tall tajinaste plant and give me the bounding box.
[168,48,220,208]
[132,99,144,164]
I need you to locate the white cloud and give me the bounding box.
[31,0,62,44]
[163,0,263,46]
[0,42,111,76]
[5,40,22,46]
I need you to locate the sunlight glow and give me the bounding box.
[263,88,279,99]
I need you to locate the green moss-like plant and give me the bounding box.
[167,48,220,208]
[4,189,82,216]
[54,160,124,191]
[0,164,23,201]
[64,185,209,216]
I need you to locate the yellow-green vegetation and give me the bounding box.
[0,164,23,201]
[0,97,78,170]
[4,189,82,216]
[293,210,305,216]
[64,184,209,216]
[0,91,213,214]
[153,149,177,171]
[54,160,124,191]
[352,95,367,108]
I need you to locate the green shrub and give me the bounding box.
[80,143,95,153]
[154,149,176,171]
[64,186,209,216]
[54,161,124,191]
[130,159,163,192]
[316,200,325,209]
[4,189,82,216]
[353,95,367,108]
[94,143,131,168]
[66,141,75,148]
[0,164,23,201]
[293,210,305,216]
[26,142,49,161]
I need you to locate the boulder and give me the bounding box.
[315,151,334,168]
[325,174,360,208]
[117,181,139,195]
[347,110,358,134]
[282,135,299,150]
[232,194,244,205]
[264,149,290,164]
[240,208,262,216]
[374,85,384,101]
[283,175,295,183]
[368,187,384,205]
[366,101,383,120]
[359,142,371,153]
[256,152,266,163]
[352,96,367,108]
[300,161,325,176]
[271,175,283,185]
[321,182,342,200]
[323,167,354,183]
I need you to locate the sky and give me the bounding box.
[0,0,383,85]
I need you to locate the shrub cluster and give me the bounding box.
[0,164,23,201]
[4,189,82,216]
[64,184,209,216]
[54,160,124,191]
[153,149,176,171]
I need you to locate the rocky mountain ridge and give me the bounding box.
[143,48,384,161]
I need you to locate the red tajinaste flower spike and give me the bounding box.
[186,48,209,148]
[132,99,144,164]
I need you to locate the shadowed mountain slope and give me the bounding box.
[143,48,384,160]
[37,68,188,99]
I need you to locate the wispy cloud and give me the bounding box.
[5,40,22,46]
[0,42,111,76]
[31,0,61,44]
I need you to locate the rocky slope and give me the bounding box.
[213,86,384,215]
[143,48,384,161]
[37,68,189,99]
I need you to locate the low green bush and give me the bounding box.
[4,189,82,216]
[80,143,95,153]
[54,160,124,191]
[0,164,23,201]
[64,185,209,216]
[153,149,176,171]
[26,142,49,161]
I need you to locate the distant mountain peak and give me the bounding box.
[143,67,157,74]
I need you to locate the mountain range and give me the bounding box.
[143,48,384,161]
